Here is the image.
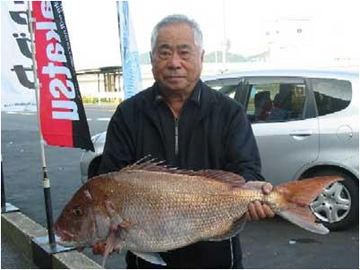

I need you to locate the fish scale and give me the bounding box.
[54,160,342,267]
[115,173,243,251]
[87,170,250,251]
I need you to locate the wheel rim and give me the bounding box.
[310,182,351,223]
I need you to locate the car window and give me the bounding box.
[214,84,237,99]
[310,78,352,116]
[205,78,243,100]
[246,82,307,123]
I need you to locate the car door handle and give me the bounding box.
[290,130,313,137]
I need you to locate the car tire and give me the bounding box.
[306,169,358,231]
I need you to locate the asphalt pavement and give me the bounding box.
[1,104,358,269]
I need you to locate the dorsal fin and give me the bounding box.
[121,157,246,186]
[121,156,167,172]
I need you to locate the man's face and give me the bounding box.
[151,23,204,94]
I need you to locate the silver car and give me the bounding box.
[80,68,359,231]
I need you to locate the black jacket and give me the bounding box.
[99,80,263,268]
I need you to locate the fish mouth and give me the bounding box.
[57,239,78,247]
[54,228,80,247]
[55,230,98,249]
[55,235,88,249]
[54,228,74,241]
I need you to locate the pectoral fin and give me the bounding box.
[101,224,127,268]
[131,251,167,266]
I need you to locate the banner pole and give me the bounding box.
[1,161,6,211]
[27,2,56,245]
[1,159,20,213]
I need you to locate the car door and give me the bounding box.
[241,76,320,184]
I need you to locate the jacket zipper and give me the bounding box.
[229,237,234,268]
[174,118,179,157]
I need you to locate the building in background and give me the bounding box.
[263,17,356,66]
[75,16,357,103]
[76,66,123,104]
[265,17,313,63]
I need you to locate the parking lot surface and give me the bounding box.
[1,106,358,269]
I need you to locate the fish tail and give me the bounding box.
[274,176,342,234]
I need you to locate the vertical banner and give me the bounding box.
[117,1,142,99]
[1,2,36,111]
[32,2,94,151]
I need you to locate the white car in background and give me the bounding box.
[80,68,359,231]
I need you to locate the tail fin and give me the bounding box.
[275,176,343,234]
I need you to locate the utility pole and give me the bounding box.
[222,0,227,71]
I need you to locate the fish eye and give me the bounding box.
[72,206,83,217]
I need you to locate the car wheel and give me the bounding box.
[307,169,358,231]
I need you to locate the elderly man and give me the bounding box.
[96,14,274,268]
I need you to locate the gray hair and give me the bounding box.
[151,14,203,52]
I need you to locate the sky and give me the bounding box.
[62,0,359,70]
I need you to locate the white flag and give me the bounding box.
[1,1,36,111]
[117,1,142,99]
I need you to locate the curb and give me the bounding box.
[1,211,101,269]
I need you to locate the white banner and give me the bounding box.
[117,1,142,99]
[1,1,36,111]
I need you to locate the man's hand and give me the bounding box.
[92,241,120,255]
[244,181,275,221]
